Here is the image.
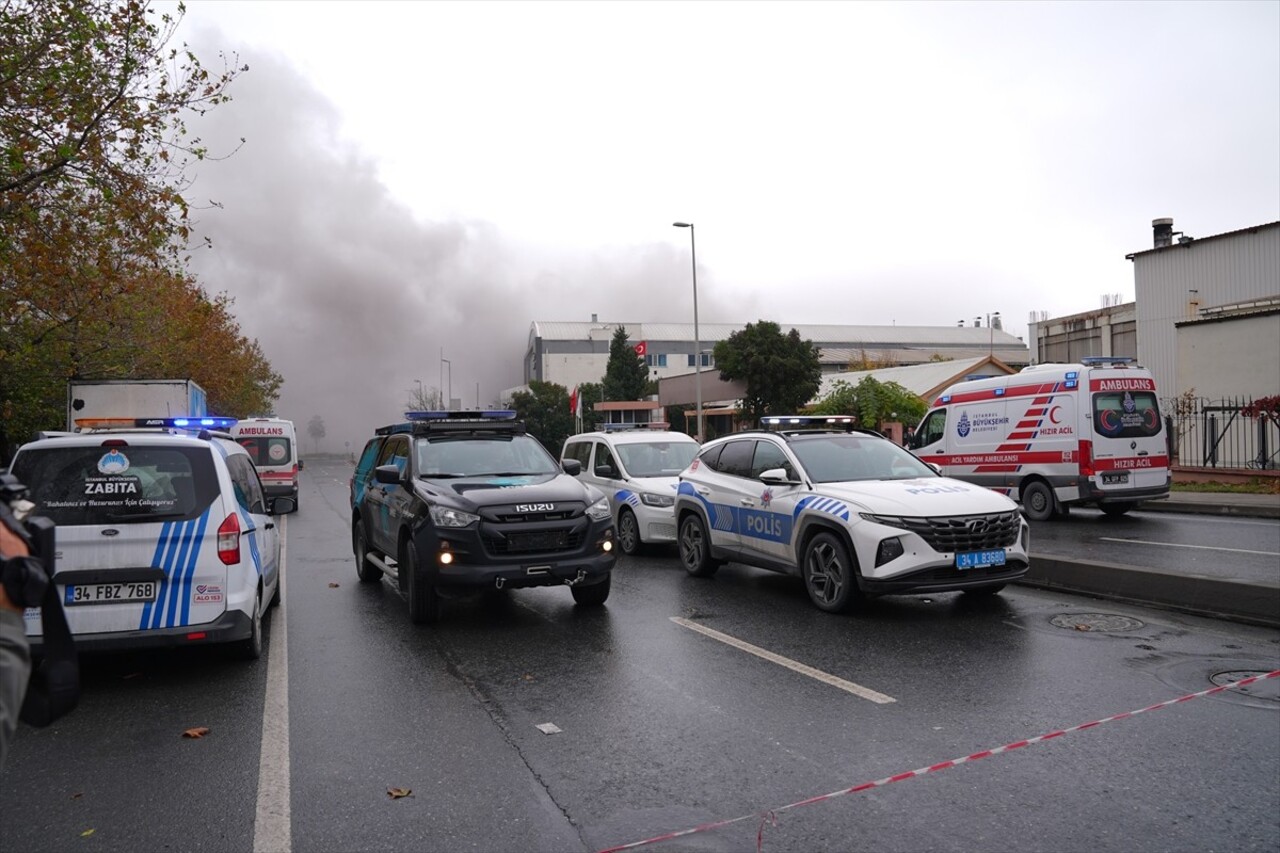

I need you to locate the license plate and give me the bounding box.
[64,581,159,606]
[1102,472,1129,485]
[956,549,1006,569]
[506,531,567,552]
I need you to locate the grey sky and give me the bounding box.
[174,1,1280,454]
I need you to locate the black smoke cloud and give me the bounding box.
[183,38,736,455]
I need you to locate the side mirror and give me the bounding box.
[374,463,403,485]
[561,458,582,476]
[270,496,296,515]
[594,464,618,479]
[759,467,798,486]
[298,459,305,470]
[926,462,942,475]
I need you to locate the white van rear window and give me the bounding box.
[1093,391,1162,439]
[237,437,293,467]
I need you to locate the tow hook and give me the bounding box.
[495,576,505,590]
[563,569,588,587]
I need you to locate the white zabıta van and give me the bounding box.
[231,418,300,512]
[909,357,1171,520]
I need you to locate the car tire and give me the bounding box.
[236,587,263,660]
[571,574,611,606]
[1021,480,1056,522]
[405,540,440,625]
[354,519,381,583]
[961,583,1006,596]
[802,531,857,613]
[1100,502,1135,518]
[291,490,299,513]
[269,574,282,608]
[618,508,642,556]
[678,514,719,578]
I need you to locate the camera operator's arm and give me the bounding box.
[0,522,33,769]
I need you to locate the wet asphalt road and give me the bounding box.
[1028,507,1280,585]
[2,457,1278,853]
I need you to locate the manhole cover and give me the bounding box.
[1050,613,1146,633]
[1210,671,1280,702]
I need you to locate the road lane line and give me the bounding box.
[669,617,895,704]
[254,516,291,853]
[1099,536,1279,556]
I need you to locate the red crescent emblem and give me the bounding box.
[1048,406,1062,425]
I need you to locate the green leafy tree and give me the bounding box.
[809,376,927,428]
[713,320,821,424]
[576,381,605,432]
[0,0,261,460]
[509,381,573,455]
[602,326,649,402]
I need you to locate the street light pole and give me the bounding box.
[673,222,703,441]
[979,312,1001,357]
[442,358,452,409]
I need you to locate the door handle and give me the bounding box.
[739,499,755,506]
[695,487,711,496]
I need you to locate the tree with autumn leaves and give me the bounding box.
[1,0,279,460]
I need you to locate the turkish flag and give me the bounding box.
[634,341,647,357]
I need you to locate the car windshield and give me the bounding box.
[615,440,699,477]
[415,434,560,477]
[787,433,937,483]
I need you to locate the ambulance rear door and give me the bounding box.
[1087,369,1168,495]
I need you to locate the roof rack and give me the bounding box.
[377,410,525,437]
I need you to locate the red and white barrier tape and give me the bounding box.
[597,669,1280,853]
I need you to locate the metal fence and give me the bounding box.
[1164,396,1280,470]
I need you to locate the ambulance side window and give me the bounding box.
[916,410,947,447]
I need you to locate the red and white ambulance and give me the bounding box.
[230,417,300,512]
[909,358,1170,520]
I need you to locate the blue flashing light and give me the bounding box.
[1065,380,1078,389]
[941,395,952,403]
[1065,371,1079,380]
[1080,356,1135,365]
[994,388,1005,396]
[761,415,853,427]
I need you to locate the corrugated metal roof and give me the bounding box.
[1126,220,1280,260]
[815,357,1016,400]
[531,321,1027,348]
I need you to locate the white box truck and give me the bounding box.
[66,379,208,430]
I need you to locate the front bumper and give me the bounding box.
[416,518,617,590]
[859,558,1029,594]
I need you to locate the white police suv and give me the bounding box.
[561,425,700,555]
[8,417,293,659]
[674,417,1030,613]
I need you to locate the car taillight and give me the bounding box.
[1078,439,1094,477]
[217,513,241,565]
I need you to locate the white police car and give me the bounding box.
[561,426,700,555]
[8,417,293,659]
[674,417,1030,612]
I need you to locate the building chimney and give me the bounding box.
[591,313,598,323]
[1152,218,1174,248]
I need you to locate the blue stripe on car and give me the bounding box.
[140,521,175,629]
[177,510,211,626]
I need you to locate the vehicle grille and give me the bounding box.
[493,509,577,523]
[862,510,1021,552]
[484,529,584,554]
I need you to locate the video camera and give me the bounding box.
[0,472,79,727]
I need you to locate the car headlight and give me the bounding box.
[585,497,612,521]
[429,505,479,528]
[639,492,675,508]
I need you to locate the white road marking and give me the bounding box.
[1099,536,1279,556]
[254,516,291,853]
[669,617,896,704]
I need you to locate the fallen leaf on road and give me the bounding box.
[80,829,95,837]
[328,582,340,588]
[71,792,83,800]
[182,727,210,739]
[387,787,413,799]
[1075,624,1092,631]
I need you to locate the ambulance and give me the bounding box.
[908,357,1171,520]
[230,418,300,512]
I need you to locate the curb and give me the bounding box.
[1019,555,1280,629]
[1138,499,1280,520]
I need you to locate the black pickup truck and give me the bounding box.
[349,411,616,623]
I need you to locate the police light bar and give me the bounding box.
[404,410,517,421]
[1080,356,1136,366]
[601,422,671,431]
[76,416,238,430]
[760,415,854,427]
